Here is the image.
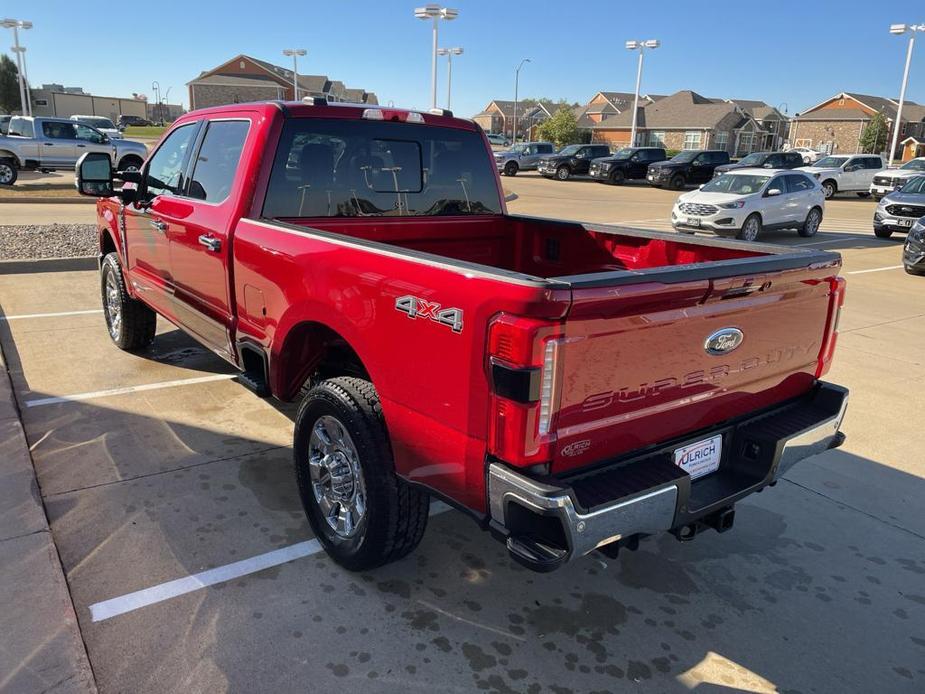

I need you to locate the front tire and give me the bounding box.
[856,192,871,198]
[0,158,17,186]
[294,377,429,571]
[874,227,894,239]
[555,166,570,181]
[100,252,156,351]
[503,161,518,176]
[821,180,837,199]
[905,264,925,276]
[609,170,625,185]
[737,214,762,242]
[799,207,822,237]
[669,174,685,190]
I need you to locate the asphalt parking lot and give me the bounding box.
[1,176,924,693]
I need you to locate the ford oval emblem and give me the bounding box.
[705,328,744,355]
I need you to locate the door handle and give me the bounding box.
[77,144,86,148]
[44,142,54,146]
[149,220,168,233]
[198,234,221,252]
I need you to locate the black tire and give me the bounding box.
[556,166,570,181]
[905,264,925,276]
[856,192,871,198]
[737,213,762,242]
[821,180,837,199]
[669,174,685,190]
[0,158,17,186]
[100,252,156,351]
[609,170,625,185]
[874,227,894,239]
[294,377,429,571]
[873,194,883,201]
[799,207,823,237]
[117,155,144,173]
[503,161,518,176]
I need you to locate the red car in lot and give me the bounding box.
[77,99,849,572]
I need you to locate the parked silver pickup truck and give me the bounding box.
[0,116,148,185]
[494,141,556,176]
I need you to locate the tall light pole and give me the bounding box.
[625,39,659,147]
[283,48,307,100]
[151,81,161,124]
[2,18,33,116]
[776,102,789,150]
[436,47,462,109]
[513,58,530,144]
[414,5,459,111]
[887,23,924,166]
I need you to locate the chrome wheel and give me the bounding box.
[104,271,122,340]
[0,162,13,185]
[822,182,835,199]
[556,166,569,180]
[308,415,367,539]
[805,209,821,236]
[740,216,761,242]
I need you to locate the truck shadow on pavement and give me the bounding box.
[2,309,924,693]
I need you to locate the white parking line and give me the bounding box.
[0,309,103,321]
[24,373,237,408]
[846,265,904,275]
[88,502,452,622]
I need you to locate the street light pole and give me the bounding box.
[283,48,307,100]
[887,23,924,166]
[2,18,33,116]
[625,39,659,148]
[437,47,462,109]
[414,5,459,111]
[513,58,530,144]
[151,81,160,124]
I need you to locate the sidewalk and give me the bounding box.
[0,331,96,692]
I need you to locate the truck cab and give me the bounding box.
[589,146,668,184]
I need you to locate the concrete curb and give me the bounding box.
[0,257,98,274]
[0,328,98,692]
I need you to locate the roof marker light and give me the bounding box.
[362,109,385,120]
[406,112,425,123]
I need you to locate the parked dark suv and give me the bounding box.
[713,150,804,177]
[116,115,153,129]
[589,147,668,184]
[646,150,730,190]
[538,144,612,180]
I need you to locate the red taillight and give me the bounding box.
[487,314,563,466]
[816,276,846,378]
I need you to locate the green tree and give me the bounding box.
[536,107,581,148]
[0,55,21,114]
[859,112,889,154]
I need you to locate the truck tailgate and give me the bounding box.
[551,258,842,473]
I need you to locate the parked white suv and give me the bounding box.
[788,147,824,164]
[671,169,824,242]
[869,157,925,200]
[799,154,884,199]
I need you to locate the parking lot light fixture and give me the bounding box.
[513,58,531,144]
[625,39,659,147]
[2,18,33,116]
[414,5,459,110]
[282,48,307,100]
[887,23,925,166]
[436,47,462,109]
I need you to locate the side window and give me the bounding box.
[765,154,783,168]
[145,124,198,198]
[74,124,105,144]
[42,121,77,140]
[187,120,250,202]
[8,117,34,138]
[769,176,786,193]
[787,174,813,192]
[865,157,883,169]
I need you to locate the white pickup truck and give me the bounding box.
[799,154,884,199]
[0,116,148,186]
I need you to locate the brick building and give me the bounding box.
[187,54,377,110]
[789,92,925,158]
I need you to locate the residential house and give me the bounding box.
[583,91,665,125]
[590,90,786,155]
[789,92,925,159]
[187,54,377,110]
[472,100,552,139]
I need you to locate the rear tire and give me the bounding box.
[0,158,17,186]
[669,174,685,190]
[874,227,894,239]
[293,377,429,571]
[556,166,570,181]
[100,252,156,351]
[821,180,837,199]
[737,214,762,242]
[799,207,822,237]
[117,155,144,173]
[503,161,518,176]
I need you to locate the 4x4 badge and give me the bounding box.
[395,295,463,333]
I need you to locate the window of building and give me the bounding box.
[795,138,813,148]
[188,120,250,202]
[683,131,701,150]
[714,131,728,149]
[34,99,48,107]
[648,131,666,147]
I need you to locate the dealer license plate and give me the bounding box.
[898,218,913,228]
[686,217,702,227]
[674,434,722,480]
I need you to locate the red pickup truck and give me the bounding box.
[76,100,849,573]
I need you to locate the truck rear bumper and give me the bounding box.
[487,381,848,572]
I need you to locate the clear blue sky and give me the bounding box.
[12,0,925,118]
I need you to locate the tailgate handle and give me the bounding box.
[718,278,772,299]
